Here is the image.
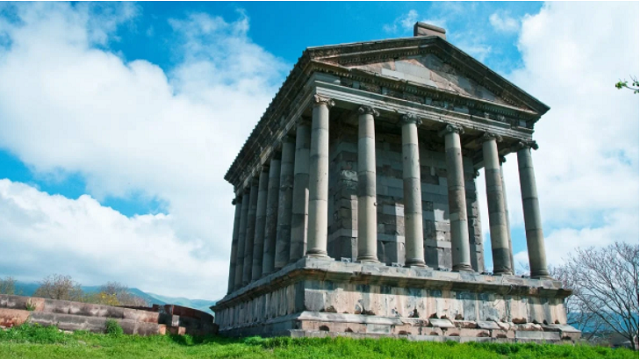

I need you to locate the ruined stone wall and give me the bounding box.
[326,120,483,270]
[0,294,217,336]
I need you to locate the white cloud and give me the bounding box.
[489,10,520,33]
[479,2,639,270]
[0,179,224,299]
[383,10,420,34]
[0,3,288,299]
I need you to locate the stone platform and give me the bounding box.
[212,258,580,343]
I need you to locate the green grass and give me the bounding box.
[0,324,636,359]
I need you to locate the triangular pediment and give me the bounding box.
[347,54,512,107]
[307,37,549,115]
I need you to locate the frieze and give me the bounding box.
[358,82,381,94]
[403,93,424,104]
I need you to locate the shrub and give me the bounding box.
[104,319,123,336]
[25,300,36,311]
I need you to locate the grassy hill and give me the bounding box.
[14,282,216,313]
[0,324,636,359]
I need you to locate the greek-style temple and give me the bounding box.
[212,23,580,342]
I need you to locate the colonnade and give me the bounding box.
[226,97,549,293]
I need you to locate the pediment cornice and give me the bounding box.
[307,36,549,116]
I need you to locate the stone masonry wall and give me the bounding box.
[0,294,217,336]
[213,259,578,341]
[327,120,483,270]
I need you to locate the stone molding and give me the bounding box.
[312,94,335,108]
[400,113,422,126]
[438,123,464,137]
[512,140,539,151]
[481,132,503,143]
[215,257,572,311]
[357,105,379,117]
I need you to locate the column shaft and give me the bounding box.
[227,197,242,293]
[442,125,472,272]
[252,168,269,281]
[290,123,310,262]
[357,106,379,262]
[516,143,550,278]
[482,134,512,275]
[500,159,515,271]
[401,115,426,267]
[275,137,295,269]
[262,157,281,276]
[234,192,250,289]
[306,95,333,258]
[242,180,259,285]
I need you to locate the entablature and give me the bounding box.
[229,72,536,192]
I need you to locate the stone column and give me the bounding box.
[275,136,295,269]
[439,124,472,272]
[401,114,426,267]
[357,106,379,263]
[515,140,550,279]
[306,95,333,258]
[262,155,281,276]
[242,179,259,285]
[500,156,515,272]
[234,189,250,289]
[252,167,269,281]
[482,132,512,275]
[227,195,242,293]
[290,122,311,262]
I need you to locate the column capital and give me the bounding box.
[313,94,334,108]
[232,195,242,205]
[512,140,539,151]
[438,123,464,137]
[281,134,296,144]
[296,116,312,127]
[400,113,422,125]
[358,105,379,117]
[481,132,503,143]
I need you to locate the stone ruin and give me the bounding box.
[212,22,581,343]
[0,294,217,336]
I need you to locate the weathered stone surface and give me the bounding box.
[214,259,577,342]
[219,22,568,343]
[0,295,217,336]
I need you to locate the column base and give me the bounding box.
[357,256,380,264]
[452,264,474,272]
[405,259,427,268]
[305,252,331,260]
[531,270,551,280]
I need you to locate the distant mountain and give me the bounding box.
[143,292,217,313]
[13,281,216,313]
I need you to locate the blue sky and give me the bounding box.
[0,2,637,300]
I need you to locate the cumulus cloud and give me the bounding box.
[479,2,639,270]
[383,10,417,34]
[0,179,224,299]
[0,2,288,299]
[489,10,520,33]
[383,9,447,35]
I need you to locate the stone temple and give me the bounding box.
[212,23,580,342]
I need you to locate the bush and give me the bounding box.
[104,319,123,336]
[0,323,71,344]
